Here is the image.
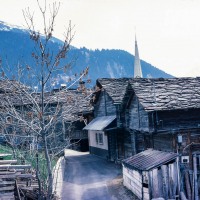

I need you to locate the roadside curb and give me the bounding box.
[53,156,65,199]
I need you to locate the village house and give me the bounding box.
[83,35,144,161]
[0,81,93,153]
[83,76,200,199]
[128,77,200,165]
[57,88,93,152]
[83,78,134,160]
[125,77,200,199]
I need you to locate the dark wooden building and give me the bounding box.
[128,77,200,168]
[84,78,134,160]
[84,77,200,165]
[83,77,200,198]
[0,84,93,153]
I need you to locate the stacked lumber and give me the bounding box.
[0,153,38,200]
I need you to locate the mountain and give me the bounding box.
[0,21,173,89]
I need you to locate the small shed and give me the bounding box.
[122,149,178,200]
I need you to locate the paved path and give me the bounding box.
[61,150,121,200]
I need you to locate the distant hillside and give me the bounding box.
[0,21,173,88]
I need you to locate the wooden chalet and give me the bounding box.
[84,77,200,162]
[128,77,200,167]
[126,77,200,199]
[84,78,133,161]
[83,77,200,198]
[0,83,93,153]
[59,89,93,151]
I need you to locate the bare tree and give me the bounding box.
[0,1,91,199]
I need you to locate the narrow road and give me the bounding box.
[61,150,122,200]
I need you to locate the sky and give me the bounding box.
[0,0,200,77]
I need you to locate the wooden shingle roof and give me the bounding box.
[129,77,200,111]
[123,149,178,171]
[97,78,130,104]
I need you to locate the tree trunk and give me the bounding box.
[11,146,16,159]
[36,152,42,199]
[44,135,53,200]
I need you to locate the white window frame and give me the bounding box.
[95,132,104,145]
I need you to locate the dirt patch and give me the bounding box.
[107,175,139,200]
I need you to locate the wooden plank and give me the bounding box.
[0,171,16,175]
[0,174,33,179]
[15,180,21,200]
[0,180,15,185]
[19,186,34,191]
[0,196,14,200]
[18,183,38,188]
[143,191,150,200]
[185,170,192,200]
[193,154,199,200]
[0,186,14,191]
[0,169,25,173]
[0,154,12,157]
[180,191,187,200]
[0,165,31,170]
[123,171,142,183]
[152,168,159,198]
[0,192,14,197]
[0,160,17,164]
[161,165,169,200]
[157,167,163,197]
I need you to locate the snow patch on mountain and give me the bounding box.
[106,62,115,78]
[0,21,27,32]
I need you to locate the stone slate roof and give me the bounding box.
[60,90,93,121]
[0,88,93,122]
[129,77,200,111]
[0,80,28,93]
[123,149,178,171]
[97,78,130,104]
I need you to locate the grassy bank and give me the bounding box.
[0,144,59,184]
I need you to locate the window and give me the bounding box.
[95,132,104,145]
[98,133,103,145]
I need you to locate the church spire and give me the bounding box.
[134,35,143,78]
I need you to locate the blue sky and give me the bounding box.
[1,0,200,77]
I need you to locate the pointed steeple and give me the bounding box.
[134,35,143,78]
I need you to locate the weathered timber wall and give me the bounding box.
[129,95,149,132]
[153,134,174,152]
[149,109,200,132]
[123,131,132,158]
[94,92,116,117]
[122,165,144,200]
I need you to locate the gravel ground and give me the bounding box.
[107,174,139,200]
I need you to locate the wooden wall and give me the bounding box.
[123,161,178,200]
[94,91,116,117]
[153,134,174,152]
[123,165,144,200]
[149,109,200,132]
[128,95,149,132]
